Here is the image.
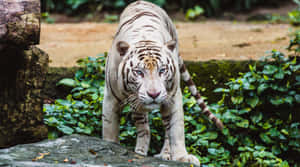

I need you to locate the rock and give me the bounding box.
[0,134,199,167]
[0,46,49,148]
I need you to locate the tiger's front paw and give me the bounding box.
[174,154,200,166]
[154,152,171,160]
[135,147,147,156]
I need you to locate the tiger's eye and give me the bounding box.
[134,70,144,77]
[159,68,166,75]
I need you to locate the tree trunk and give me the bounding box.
[0,0,40,49]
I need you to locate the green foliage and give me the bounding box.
[44,54,106,137]
[288,0,300,26]
[44,34,300,166]
[42,0,282,16]
[185,5,204,21]
[210,50,300,166]
[288,31,300,55]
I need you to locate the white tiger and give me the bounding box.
[102,1,223,166]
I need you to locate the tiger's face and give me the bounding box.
[117,40,177,110]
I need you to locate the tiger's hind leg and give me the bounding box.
[102,85,121,143]
[160,88,200,166]
[132,112,150,156]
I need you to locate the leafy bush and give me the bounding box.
[41,0,283,16]
[288,0,300,26]
[44,55,106,138]
[44,33,300,166]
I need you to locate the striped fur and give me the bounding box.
[102,1,223,166]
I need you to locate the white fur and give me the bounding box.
[102,1,200,166]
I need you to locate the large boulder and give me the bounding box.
[0,134,199,167]
[0,46,48,148]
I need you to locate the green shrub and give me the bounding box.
[44,55,106,138]
[288,0,300,26]
[44,33,300,166]
[41,0,283,16]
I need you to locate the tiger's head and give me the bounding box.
[117,40,178,110]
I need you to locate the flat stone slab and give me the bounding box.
[0,134,198,167]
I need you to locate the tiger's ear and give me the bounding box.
[117,41,130,56]
[165,40,176,52]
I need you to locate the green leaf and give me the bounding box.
[251,113,263,124]
[271,145,281,155]
[58,125,74,135]
[227,136,238,146]
[213,88,229,93]
[295,94,300,103]
[186,9,196,19]
[268,128,280,137]
[236,119,249,128]
[262,122,272,129]
[198,132,218,140]
[231,96,244,104]
[260,133,273,144]
[257,84,268,94]
[270,97,284,105]
[274,70,284,79]
[207,148,218,155]
[247,96,259,108]
[114,0,126,8]
[48,117,59,125]
[263,65,278,75]
[194,5,204,15]
[284,96,293,104]
[263,75,269,80]
[80,81,91,88]
[75,70,84,79]
[195,138,209,147]
[78,122,85,128]
[83,127,93,135]
[48,131,59,139]
[151,0,166,7]
[280,129,289,135]
[57,78,76,87]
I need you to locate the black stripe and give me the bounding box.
[199,102,206,110]
[180,64,186,73]
[195,93,201,99]
[121,62,129,92]
[186,79,193,86]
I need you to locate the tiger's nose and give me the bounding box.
[147,91,161,99]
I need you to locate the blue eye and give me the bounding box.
[134,70,144,77]
[159,68,166,75]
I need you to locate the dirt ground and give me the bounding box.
[38,21,294,67]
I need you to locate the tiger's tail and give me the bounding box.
[179,62,224,130]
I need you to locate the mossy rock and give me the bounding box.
[0,46,49,148]
[184,60,257,103]
[43,67,79,100]
[43,60,257,104]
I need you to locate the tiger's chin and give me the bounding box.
[143,103,161,110]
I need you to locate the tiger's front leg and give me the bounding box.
[132,112,150,156]
[161,88,200,166]
[102,86,121,143]
[154,107,171,160]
